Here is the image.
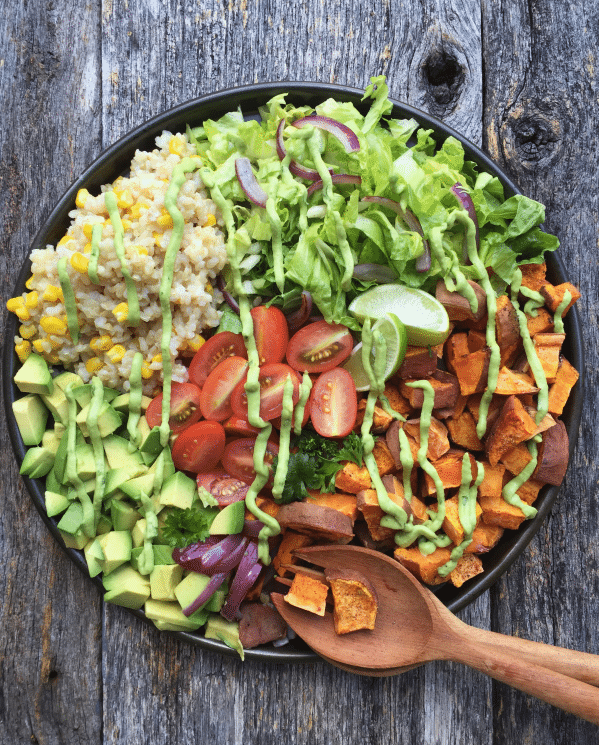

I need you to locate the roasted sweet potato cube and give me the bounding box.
[422,450,473,496]
[533,332,565,383]
[372,438,396,477]
[526,307,554,336]
[494,367,539,395]
[548,357,579,416]
[276,503,354,543]
[354,398,394,433]
[479,492,527,530]
[436,279,487,322]
[402,417,450,462]
[284,574,329,616]
[485,396,537,466]
[381,474,428,525]
[396,345,438,380]
[451,348,491,395]
[516,479,544,505]
[273,531,314,578]
[400,371,459,410]
[533,420,569,486]
[464,522,504,554]
[445,332,469,374]
[450,554,484,588]
[500,443,533,475]
[325,568,378,634]
[356,486,420,542]
[478,462,506,498]
[467,392,503,425]
[334,461,372,493]
[539,281,580,314]
[446,410,484,451]
[238,602,287,648]
[306,490,359,523]
[393,545,453,585]
[524,408,556,437]
[433,495,482,546]
[467,329,487,353]
[245,496,281,523]
[495,294,522,366]
[520,262,547,292]
[380,383,412,418]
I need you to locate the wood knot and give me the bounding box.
[421,48,465,112]
[501,101,566,170]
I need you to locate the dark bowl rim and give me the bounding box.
[3,80,584,665]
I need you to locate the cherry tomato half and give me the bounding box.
[309,367,357,438]
[222,437,279,486]
[250,305,289,366]
[231,363,300,422]
[196,469,250,506]
[171,420,226,473]
[188,331,247,387]
[145,382,203,434]
[223,415,263,438]
[199,356,249,422]
[286,320,353,373]
[271,397,311,431]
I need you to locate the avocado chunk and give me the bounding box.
[120,472,158,504]
[150,563,184,601]
[76,401,123,438]
[144,599,208,631]
[130,544,174,572]
[20,446,55,479]
[41,385,69,424]
[72,383,120,409]
[147,447,175,480]
[205,615,244,659]
[102,563,150,609]
[14,354,53,395]
[139,424,165,458]
[159,471,196,511]
[112,393,152,414]
[12,394,49,446]
[41,429,62,455]
[110,499,142,531]
[104,463,148,497]
[53,371,84,391]
[84,538,105,578]
[103,434,145,470]
[209,500,245,536]
[44,490,70,518]
[57,502,89,548]
[97,530,132,575]
[205,583,228,613]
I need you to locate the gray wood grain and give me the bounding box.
[1,0,598,741]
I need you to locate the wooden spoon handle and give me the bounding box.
[450,638,599,724]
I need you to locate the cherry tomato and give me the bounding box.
[309,367,357,438]
[230,363,300,421]
[188,331,247,387]
[251,305,289,366]
[171,420,226,473]
[286,320,353,373]
[196,469,250,506]
[222,437,279,485]
[272,397,311,430]
[145,382,203,433]
[200,356,248,421]
[223,415,263,438]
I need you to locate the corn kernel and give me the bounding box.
[82,223,94,240]
[153,232,163,247]
[12,305,31,321]
[205,283,213,294]
[6,297,25,313]
[151,353,162,364]
[83,242,92,254]
[121,219,132,231]
[40,316,67,335]
[168,135,185,156]
[85,357,103,375]
[33,339,48,354]
[19,324,36,340]
[136,245,148,256]
[112,302,129,323]
[57,235,75,249]
[25,276,35,290]
[70,252,89,273]
[90,335,112,352]
[42,285,64,303]
[140,361,154,379]
[156,211,174,230]
[186,335,205,353]
[24,291,39,309]
[75,189,90,209]
[204,213,217,227]
[15,340,32,363]
[128,202,148,220]
[114,188,134,209]
[107,344,126,363]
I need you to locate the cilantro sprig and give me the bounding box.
[161,505,218,548]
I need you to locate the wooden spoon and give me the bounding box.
[271,545,599,724]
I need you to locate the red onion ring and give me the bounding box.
[216,274,240,314]
[172,536,221,573]
[235,157,268,208]
[285,291,313,332]
[450,183,479,264]
[201,535,248,574]
[307,174,361,197]
[352,263,398,284]
[182,572,228,617]
[220,541,260,621]
[276,119,333,181]
[292,115,360,153]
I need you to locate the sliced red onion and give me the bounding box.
[450,183,479,264]
[361,195,431,273]
[275,119,286,161]
[285,291,313,332]
[242,519,266,538]
[220,541,260,621]
[307,174,361,198]
[172,536,221,573]
[352,263,397,284]
[292,115,360,153]
[201,535,248,574]
[276,119,332,181]
[216,274,240,314]
[182,572,228,617]
[235,157,268,208]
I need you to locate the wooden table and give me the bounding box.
[1,1,598,742]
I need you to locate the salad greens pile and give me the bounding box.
[188,76,558,328]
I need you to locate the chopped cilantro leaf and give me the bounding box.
[161,505,219,548]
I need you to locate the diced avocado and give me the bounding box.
[159,471,196,511]
[150,563,184,601]
[103,434,144,470]
[216,304,243,334]
[20,446,55,479]
[131,544,174,571]
[57,502,85,535]
[209,500,245,536]
[44,490,70,517]
[54,420,66,437]
[45,466,68,497]
[97,530,132,575]
[120,472,157,503]
[53,371,84,392]
[76,401,123,438]
[72,383,120,409]
[60,528,89,550]
[41,386,69,424]
[84,538,105,578]
[174,571,215,613]
[96,514,113,535]
[53,430,69,482]
[110,499,141,531]
[147,446,175,480]
[14,354,53,395]
[12,394,49,446]
[74,439,96,481]
[144,599,208,631]
[139,424,164,457]
[102,564,150,609]
[112,393,152,414]
[104,463,148,497]
[205,615,244,659]
[41,429,62,455]
[131,518,148,548]
[204,583,228,613]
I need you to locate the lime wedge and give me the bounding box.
[348,284,450,347]
[343,313,407,392]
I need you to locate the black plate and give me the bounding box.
[3,82,584,663]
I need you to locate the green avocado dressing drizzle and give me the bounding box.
[201,170,280,562]
[88,222,102,284]
[377,394,406,422]
[127,352,143,450]
[272,376,295,499]
[104,191,140,328]
[553,289,572,334]
[501,435,541,519]
[265,191,285,294]
[57,256,80,343]
[138,491,159,576]
[520,285,545,317]
[87,376,107,521]
[427,224,478,312]
[64,383,95,537]
[294,372,312,434]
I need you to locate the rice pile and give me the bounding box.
[14,132,228,395]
